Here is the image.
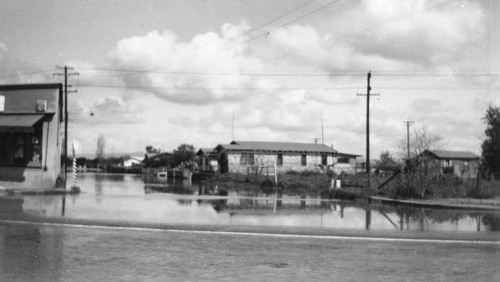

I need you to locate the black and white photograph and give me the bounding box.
[0,0,499,281]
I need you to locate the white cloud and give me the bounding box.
[348,0,486,65]
[110,23,264,104]
[61,0,497,156]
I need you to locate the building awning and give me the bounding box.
[0,114,47,132]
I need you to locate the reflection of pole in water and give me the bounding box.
[273,161,278,214]
[365,204,371,230]
[477,215,481,232]
[61,195,66,216]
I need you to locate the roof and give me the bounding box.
[196,148,216,156]
[0,114,46,127]
[215,141,338,154]
[421,150,479,160]
[145,152,171,159]
[0,83,63,91]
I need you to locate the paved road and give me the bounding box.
[0,221,499,281]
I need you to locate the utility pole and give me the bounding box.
[404,121,414,160]
[357,71,379,189]
[53,66,79,189]
[320,114,324,144]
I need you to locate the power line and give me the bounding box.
[0,69,53,78]
[3,66,499,79]
[162,0,331,74]
[177,0,463,88]
[242,0,318,36]
[229,0,341,50]
[73,84,494,91]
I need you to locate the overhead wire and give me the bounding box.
[154,0,324,73]
[178,0,463,87]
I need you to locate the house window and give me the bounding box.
[337,157,349,164]
[0,126,43,167]
[240,153,255,165]
[321,155,327,166]
[463,161,469,170]
[277,154,283,166]
[301,154,307,166]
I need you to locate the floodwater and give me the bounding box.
[6,173,500,233]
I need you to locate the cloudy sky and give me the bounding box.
[0,0,498,158]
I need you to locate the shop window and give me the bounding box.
[0,125,42,167]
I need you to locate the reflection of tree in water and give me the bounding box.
[370,205,481,231]
[482,214,500,231]
[176,199,193,205]
[94,174,103,205]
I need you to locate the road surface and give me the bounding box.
[0,221,499,281]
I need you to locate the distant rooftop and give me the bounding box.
[421,150,479,160]
[215,141,339,154]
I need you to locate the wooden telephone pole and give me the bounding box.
[404,121,414,160]
[53,66,79,189]
[357,71,379,189]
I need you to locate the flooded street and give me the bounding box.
[1,173,500,281]
[0,222,499,281]
[13,173,500,233]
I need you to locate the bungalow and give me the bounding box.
[0,84,63,190]
[214,141,358,174]
[418,149,479,178]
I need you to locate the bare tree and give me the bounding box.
[96,135,105,166]
[395,124,444,159]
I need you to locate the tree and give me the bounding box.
[396,124,444,159]
[172,144,196,167]
[481,104,500,180]
[375,151,400,172]
[96,135,105,166]
[146,145,161,154]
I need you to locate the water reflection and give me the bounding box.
[3,173,499,233]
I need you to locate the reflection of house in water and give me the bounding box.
[0,84,63,190]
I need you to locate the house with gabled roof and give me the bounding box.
[418,149,479,178]
[214,140,359,174]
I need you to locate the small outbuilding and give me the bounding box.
[196,148,218,172]
[0,84,63,190]
[418,149,479,178]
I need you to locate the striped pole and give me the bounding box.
[72,143,77,187]
[70,141,80,192]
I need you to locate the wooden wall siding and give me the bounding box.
[450,160,479,178]
[226,152,337,173]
